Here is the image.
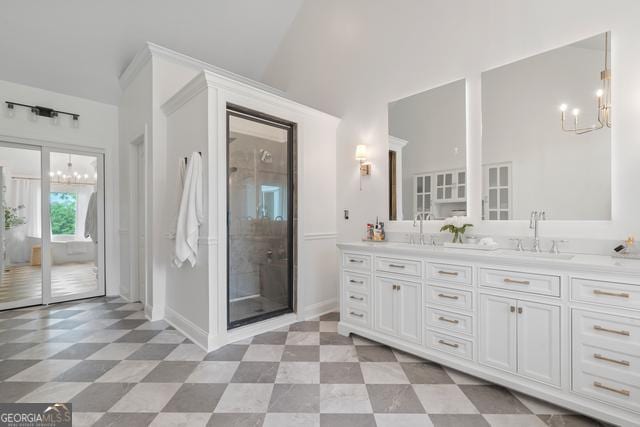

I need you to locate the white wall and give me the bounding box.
[388,79,466,220]
[0,79,119,295]
[483,42,611,220]
[263,0,640,245]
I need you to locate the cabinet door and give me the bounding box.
[396,280,422,343]
[479,294,517,373]
[374,277,396,336]
[516,300,561,386]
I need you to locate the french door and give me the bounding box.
[0,141,105,310]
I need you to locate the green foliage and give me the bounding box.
[3,204,26,230]
[440,223,473,234]
[50,192,77,235]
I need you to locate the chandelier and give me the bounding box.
[559,32,611,135]
[48,154,96,184]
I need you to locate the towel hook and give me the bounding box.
[184,152,202,165]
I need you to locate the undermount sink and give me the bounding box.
[498,250,575,260]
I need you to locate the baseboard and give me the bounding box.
[303,298,338,320]
[164,306,209,351]
[144,304,153,321]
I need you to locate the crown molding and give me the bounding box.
[118,45,153,90]
[160,72,209,116]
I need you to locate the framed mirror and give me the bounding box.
[481,32,611,221]
[388,79,467,221]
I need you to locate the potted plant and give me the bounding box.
[440,216,473,243]
[4,204,26,230]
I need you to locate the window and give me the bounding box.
[50,192,77,235]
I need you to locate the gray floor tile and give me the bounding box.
[93,412,158,427]
[0,318,37,328]
[0,359,39,380]
[268,384,320,412]
[207,413,264,427]
[375,413,434,427]
[204,344,249,361]
[162,383,227,412]
[429,414,490,427]
[231,361,279,383]
[320,414,376,427]
[320,332,353,345]
[367,384,425,413]
[0,342,37,359]
[49,343,107,359]
[126,343,179,360]
[0,381,44,402]
[0,329,33,342]
[70,382,137,412]
[115,330,162,343]
[141,361,198,382]
[320,384,373,413]
[319,312,340,321]
[45,309,84,319]
[282,345,320,361]
[54,360,119,381]
[459,385,531,414]
[47,329,95,342]
[251,331,288,344]
[289,321,320,332]
[401,362,455,384]
[44,319,86,329]
[215,383,274,413]
[106,319,148,330]
[356,345,397,362]
[95,310,138,319]
[320,362,364,384]
[538,414,606,426]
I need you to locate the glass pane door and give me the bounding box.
[227,107,295,329]
[0,143,43,309]
[44,150,104,302]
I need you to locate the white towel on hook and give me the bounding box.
[174,152,203,267]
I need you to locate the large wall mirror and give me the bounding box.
[388,79,467,221]
[482,32,611,221]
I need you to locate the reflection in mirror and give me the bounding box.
[482,32,611,220]
[388,79,466,221]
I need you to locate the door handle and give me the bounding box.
[510,306,516,313]
[593,353,630,367]
[388,264,405,269]
[349,279,364,284]
[593,325,630,336]
[517,307,523,314]
[349,259,364,263]
[438,270,459,276]
[350,311,364,318]
[593,289,630,298]
[438,293,459,300]
[438,316,460,324]
[438,339,459,348]
[593,381,630,397]
[504,278,530,285]
[349,296,364,301]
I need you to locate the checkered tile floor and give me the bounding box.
[0,297,606,426]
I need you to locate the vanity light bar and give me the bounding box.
[5,101,80,122]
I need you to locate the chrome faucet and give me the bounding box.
[529,210,546,252]
[413,212,426,245]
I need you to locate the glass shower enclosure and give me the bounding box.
[227,105,295,329]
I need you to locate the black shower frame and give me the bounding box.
[226,104,296,330]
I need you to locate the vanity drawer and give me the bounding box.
[425,329,473,360]
[343,252,372,272]
[572,370,640,413]
[343,271,371,292]
[376,257,422,277]
[425,306,473,336]
[573,340,640,383]
[479,268,560,297]
[425,285,473,312]
[572,309,640,355]
[344,306,369,326]
[571,278,640,311]
[345,288,369,307]
[427,262,472,286]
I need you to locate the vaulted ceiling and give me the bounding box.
[0,0,304,105]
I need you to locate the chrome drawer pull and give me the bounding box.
[593,325,630,336]
[438,293,459,300]
[504,278,530,285]
[349,296,364,301]
[594,353,630,367]
[438,316,459,324]
[593,289,630,298]
[349,259,364,264]
[438,339,459,348]
[349,279,364,284]
[350,311,364,318]
[388,264,406,269]
[438,270,459,276]
[593,381,630,397]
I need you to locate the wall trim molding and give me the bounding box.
[303,232,337,240]
[303,298,338,320]
[118,46,152,90]
[164,306,209,351]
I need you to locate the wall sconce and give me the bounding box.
[5,101,80,126]
[355,144,370,190]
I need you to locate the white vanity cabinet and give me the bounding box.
[337,242,640,426]
[479,294,560,386]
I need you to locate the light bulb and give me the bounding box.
[56,170,62,176]
[6,103,15,118]
[73,171,78,177]
[49,172,54,177]
[596,89,604,98]
[572,108,580,117]
[559,104,568,112]
[84,174,89,179]
[94,173,97,179]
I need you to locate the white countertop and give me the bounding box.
[337,241,640,277]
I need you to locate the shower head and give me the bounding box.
[229,166,238,174]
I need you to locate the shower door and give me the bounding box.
[227,105,295,329]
